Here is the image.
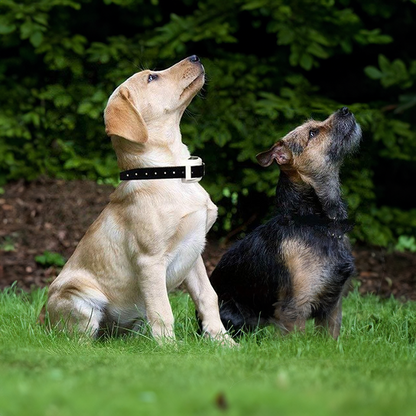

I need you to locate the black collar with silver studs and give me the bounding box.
[276,215,354,238]
[120,156,205,183]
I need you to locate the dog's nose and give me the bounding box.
[189,55,200,63]
[339,107,350,116]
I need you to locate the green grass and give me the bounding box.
[0,286,415,416]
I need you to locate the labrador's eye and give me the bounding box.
[309,128,319,139]
[148,74,158,83]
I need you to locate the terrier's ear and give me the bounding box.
[104,86,148,143]
[256,142,292,167]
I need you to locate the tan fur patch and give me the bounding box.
[286,118,334,181]
[280,237,324,312]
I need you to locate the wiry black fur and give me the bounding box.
[202,108,361,339]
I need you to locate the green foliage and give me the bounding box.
[0,0,416,247]
[0,236,16,252]
[365,55,416,115]
[35,251,66,267]
[365,55,416,89]
[395,235,416,253]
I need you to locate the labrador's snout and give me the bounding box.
[188,55,200,63]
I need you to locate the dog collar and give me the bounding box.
[120,156,205,183]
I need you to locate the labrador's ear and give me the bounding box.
[256,142,292,167]
[104,86,148,143]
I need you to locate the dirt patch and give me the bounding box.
[354,246,416,301]
[1,178,415,301]
[0,178,113,290]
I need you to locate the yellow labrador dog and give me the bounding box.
[47,56,232,344]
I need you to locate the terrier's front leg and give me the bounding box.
[315,297,343,340]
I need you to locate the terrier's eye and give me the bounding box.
[309,129,319,139]
[148,74,158,83]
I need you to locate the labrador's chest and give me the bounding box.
[160,182,213,290]
[117,181,214,289]
[165,207,208,290]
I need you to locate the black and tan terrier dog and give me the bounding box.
[209,107,361,339]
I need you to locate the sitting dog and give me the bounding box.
[209,107,361,339]
[47,56,232,344]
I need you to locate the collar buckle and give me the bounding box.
[182,156,204,183]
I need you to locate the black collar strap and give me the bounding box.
[120,156,205,183]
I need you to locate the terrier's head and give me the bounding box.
[256,108,362,220]
[256,107,361,179]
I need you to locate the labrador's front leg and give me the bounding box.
[139,264,175,341]
[184,256,235,346]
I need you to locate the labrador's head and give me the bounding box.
[104,56,204,144]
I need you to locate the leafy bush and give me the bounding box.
[1,0,416,246]
[395,235,416,253]
[35,251,66,268]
